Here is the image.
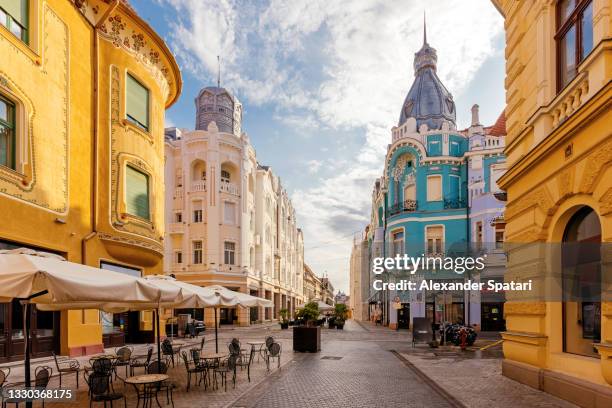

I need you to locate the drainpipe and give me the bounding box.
[81,0,120,265]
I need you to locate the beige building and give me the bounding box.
[350,230,371,321]
[163,85,304,326]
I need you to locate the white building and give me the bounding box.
[164,86,305,326]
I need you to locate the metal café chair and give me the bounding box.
[112,346,133,380]
[0,367,10,388]
[213,354,237,392]
[234,347,255,382]
[265,342,282,372]
[88,372,127,408]
[180,351,206,391]
[161,339,180,367]
[130,347,153,376]
[52,351,80,388]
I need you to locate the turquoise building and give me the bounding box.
[363,27,507,331]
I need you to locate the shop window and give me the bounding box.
[125,166,150,220]
[192,241,202,264]
[224,241,235,265]
[0,0,28,43]
[427,175,442,201]
[562,206,601,358]
[556,0,593,90]
[0,95,15,170]
[126,73,149,130]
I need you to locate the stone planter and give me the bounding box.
[293,326,321,352]
[280,322,289,330]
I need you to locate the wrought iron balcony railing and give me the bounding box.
[386,199,417,217]
[443,198,467,209]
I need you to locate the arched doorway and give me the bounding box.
[562,206,601,357]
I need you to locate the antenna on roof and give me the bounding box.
[217,55,221,88]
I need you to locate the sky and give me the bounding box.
[133,0,506,293]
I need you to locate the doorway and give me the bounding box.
[0,300,59,362]
[397,303,410,329]
[481,303,505,331]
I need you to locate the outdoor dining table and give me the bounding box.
[247,341,266,362]
[125,373,169,408]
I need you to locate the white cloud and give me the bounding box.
[161,0,504,291]
[306,159,323,174]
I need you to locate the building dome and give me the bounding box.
[195,86,242,136]
[398,25,456,130]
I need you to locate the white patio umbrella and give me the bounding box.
[0,248,183,404]
[206,285,273,307]
[298,300,335,312]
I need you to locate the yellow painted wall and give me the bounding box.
[493,0,612,389]
[0,0,180,357]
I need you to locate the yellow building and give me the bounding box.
[0,0,180,358]
[492,0,611,405]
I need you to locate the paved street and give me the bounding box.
[4,320,577,408]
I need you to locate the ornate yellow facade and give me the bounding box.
[492,0,611,405]
[0,0,180,358]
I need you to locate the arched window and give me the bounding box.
[562,206,601,357]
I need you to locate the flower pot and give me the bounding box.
[280,322,289,330]
[293,326,321,352]
[336,323,344,330]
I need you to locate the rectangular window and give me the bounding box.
[426,226,444,255]
[175,212,182,223]
[223,201,236,224]
[0,95,15,169]
[126,73,149,130]
[0,0,28,43]
[193,200,203,223]
[224,241,235,265]
[221,170,230,183]
[556,0,593,90]
[176,251,182,264]
[192,241,202,264]
[125,166,150,220]
[427,175,442,201]
[392,230,404,257]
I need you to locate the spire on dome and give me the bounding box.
[423,11,427,45]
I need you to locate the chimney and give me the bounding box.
[471,104,480,126]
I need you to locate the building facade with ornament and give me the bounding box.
[164,85,304,327]
[351,26,507,332]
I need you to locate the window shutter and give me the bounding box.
[126,166,149,219]
[0,0,27,27]
[126,74,149,129]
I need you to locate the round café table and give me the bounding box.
[125,373,169,408]
[247,341,266,362]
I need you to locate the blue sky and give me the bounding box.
[133,0,505,292]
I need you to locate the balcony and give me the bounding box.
[443,198,467,209]
[220,181,239,195]
[191,180,207,192]
[168,222,184,234]
[386,199,417,217]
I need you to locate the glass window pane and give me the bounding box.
[0,9,6,29]
[0,98,7,122]
[560,25,577,88]
[559,0,576,24]
[0,124,9,167]
[126,74,149,130]
[581,2,593,59]
[0,0,27,27]
[125,166,150,219]
[9,18,22,39]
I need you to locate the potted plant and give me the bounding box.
[279,308,289,329]
[293,301,321,352]
[334,304,348,330]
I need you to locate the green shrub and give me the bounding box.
[296,301,319,325]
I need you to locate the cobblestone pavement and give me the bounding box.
[1,321,580,407]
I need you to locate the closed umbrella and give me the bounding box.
[0,249,180,408]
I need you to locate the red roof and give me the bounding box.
[486,111,506,136]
